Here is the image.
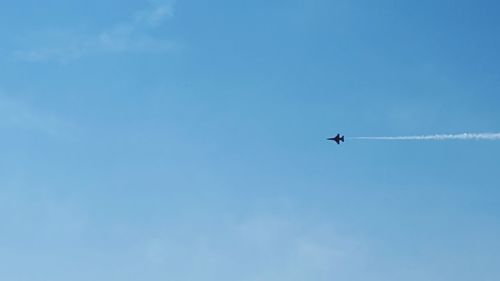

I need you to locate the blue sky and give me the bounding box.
[1,0,500,280]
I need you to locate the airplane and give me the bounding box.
[327,134,344,144]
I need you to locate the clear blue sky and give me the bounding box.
[1,0,500,280]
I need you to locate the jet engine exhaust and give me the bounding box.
[352,133,500,141]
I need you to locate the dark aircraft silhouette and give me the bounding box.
[328,134,344,144]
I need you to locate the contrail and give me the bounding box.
[352,133,500,141]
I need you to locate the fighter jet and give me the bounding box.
[328,134,344,144]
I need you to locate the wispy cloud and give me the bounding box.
[0,94,71,136]
[14,0,177,63]
[135,0,176,27]
[134,216,362,281]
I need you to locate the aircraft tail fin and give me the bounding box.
[340,136,345,143]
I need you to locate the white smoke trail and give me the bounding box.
[352,133,500,141]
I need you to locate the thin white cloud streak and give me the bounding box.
[135,0,176,27]
[14,0,176,63]
[0,95,71,136]
[353,133,500,141]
